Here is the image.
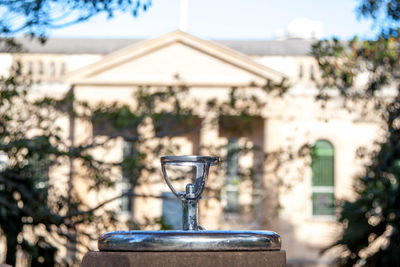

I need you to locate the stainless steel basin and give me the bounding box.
[98,230,281,251]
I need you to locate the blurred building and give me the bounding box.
[0,31,380,266]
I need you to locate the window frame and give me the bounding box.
[309,139,336,220]
[38,61,44,75]
[224,137,240,213]
[298,64,304,79]
[49,62,56,77]
[119,140,136,216]
[310,65,315,81]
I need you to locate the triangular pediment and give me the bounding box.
[67,31,287,87]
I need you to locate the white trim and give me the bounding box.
[66,30,288,85]
[311,186,334,193]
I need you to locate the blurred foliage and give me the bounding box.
[0,1,288,265]
[312,1,400,266]
[359,0,400,30]
[0,69,122,266]
[0,0,151,40]
[313,33,400,97]
[0,2,147,265]
[0,67,287,266]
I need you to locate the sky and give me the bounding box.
[50,0,376,40]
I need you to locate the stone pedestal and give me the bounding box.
[81,250,286,267]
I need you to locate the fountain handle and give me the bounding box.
[161,155,218,231]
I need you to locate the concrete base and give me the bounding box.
[81,250,286,267]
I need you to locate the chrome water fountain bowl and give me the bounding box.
[98,155,281,251]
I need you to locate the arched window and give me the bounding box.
[15,60,22,75]
[28,62,33,75]
[49,62,55,77]
[311,140,334,216]
[310,65,315,80]
[60,62,66,75]
[298,64,303,79]
[39,61,44,75]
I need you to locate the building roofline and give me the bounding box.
[0,35,316,56]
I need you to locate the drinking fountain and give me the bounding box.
[82,155,286,266]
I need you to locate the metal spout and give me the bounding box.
[183,184,198,230]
